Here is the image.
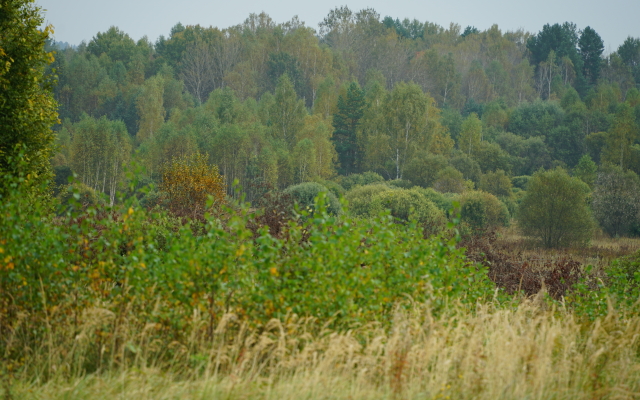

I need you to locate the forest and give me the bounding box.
[2,1,640,398]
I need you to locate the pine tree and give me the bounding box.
[332,81,365,175]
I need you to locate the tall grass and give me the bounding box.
[6,300,640,399]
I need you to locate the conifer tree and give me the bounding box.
[332,81,365,175]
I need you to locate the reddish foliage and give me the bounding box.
[461,231,583,299]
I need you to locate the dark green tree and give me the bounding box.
[0,0,59,194]
[592,165,640,237]
[266,51,303,95]
[527,22,585,93]
[578,26,604,85]
[573,154,597,187]
[86,26,137,64]
[617,36,640,83]
[332,81,365,175]
[518,167,594,248]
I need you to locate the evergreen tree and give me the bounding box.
[332,81,365,175]
[579,26,604,85]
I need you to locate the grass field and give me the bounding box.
[4,299,640,400]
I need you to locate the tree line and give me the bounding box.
[43,8,640,239]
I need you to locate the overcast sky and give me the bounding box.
[36,0,639,53]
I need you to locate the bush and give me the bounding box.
[159,152,226,220]
[403,153,448,188]
[591,166,640,237]
[433,166,468,193]
[338,171,384,191]
[456,190,510,232]
[345,183,392,217]
[283,182,341,215]
[387,178,413,189]
[412,187,455,214]
[314,179,346,198]
[449,153,482,184]
[369,188,446,235]
[518,167,594,248]
[58,182,106,212]
[479,169,513,198]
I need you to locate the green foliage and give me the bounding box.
[412,187,455,213]
[591,165,640,237]
[283,182,341,215]
[387,179,413,189]
[511,175,531,190]
[449,153,482,184]
[0,0,59,195]
[338,171,385,191]
[433,166,468,193]
[58,182,106,211]
[333,82,365,175]
[479,169,513,198]
[508,100,564,139]
[569,252,640,319]
[1,172,495,370]
[368,187,446,234]
[518,167,594,248]
[457,190,510,232]
[578,27,604,85]
[573,154,598,187]
[344,183,392,217]
[403,153,449,188]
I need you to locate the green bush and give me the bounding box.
[1,168,496,375]
[403,153,448,188]
[338,171,385,191]
[479,170,513,198]
[456,190,510,232]
[345,183,392,217]
[388,178,414,189]
[518,167,594,248]
[369,188,446,235]
[433,166,468,194]
[412,187,455,214]
[283,182,341,215]
[314,179,346,198]
[58,182,107,211]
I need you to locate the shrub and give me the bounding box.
[283,182,341,215]
[449,153,482,184]
[159,152,226,220]
[479,169,513,198]
[403,153,448,188]
[314,179,346,198]
[387,178,413,189]
[518,167,594,248]
[591,165,640,237]
[345,183,392,217]
[412,187,455,213]
[456,190,510,232]
[338,171,384,191]
[369,188,446,235]
[433,166,468,193]
[58,182,106,211]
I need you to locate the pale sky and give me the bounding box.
[36,0,639,53]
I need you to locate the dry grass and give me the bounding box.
[495,225,640,272]
[5,300,640,400]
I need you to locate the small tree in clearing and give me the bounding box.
[518,167,594,248]
[159,152,226,220]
